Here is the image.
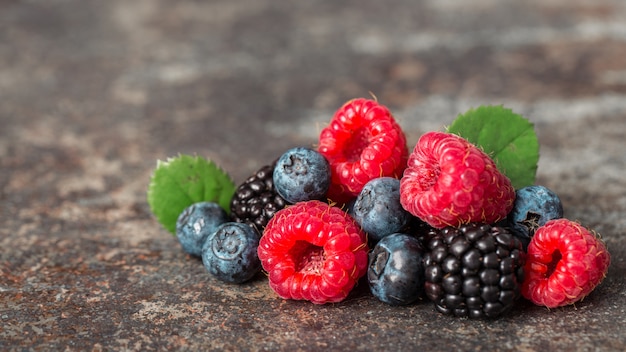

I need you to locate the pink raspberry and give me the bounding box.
[400,131,515,228]
[257,200,369,304]
[522,219,611,308]
[317,98,409,204]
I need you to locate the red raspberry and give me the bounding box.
[318,98,409,204]
[399,131,515,228]
[521,219,610,308]
[257,200,369,304]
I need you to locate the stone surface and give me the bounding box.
[2,0,626,350]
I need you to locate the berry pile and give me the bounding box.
[148,98,611,318]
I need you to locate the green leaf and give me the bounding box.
[147,154,236,234]
[447,105,539,189]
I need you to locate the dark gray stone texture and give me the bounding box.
[2,0,626,350]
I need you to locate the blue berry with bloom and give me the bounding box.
[507,185,563,248]
[351,177,411,244]
[273,147,331,204]
[368,233,426,305]
[202,222,261,284]
[176,202,228,257]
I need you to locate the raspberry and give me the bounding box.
[230,162,288,235]
[257,200,369,304]
[318,98,409,204]
[424,224,525,318]
[400,131,515,229]
[521,219,610,308]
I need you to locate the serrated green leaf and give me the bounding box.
[447,105,539,189]
[147,154,236,234]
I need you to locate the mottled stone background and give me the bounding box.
[2,0,626,350]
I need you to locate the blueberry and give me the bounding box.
[507,185,564,247]
[351,177,411,243]
[176,202,229,257]
[273,147,331,204]
[368,233,426,306]
[201,222,261,284]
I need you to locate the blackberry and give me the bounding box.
[424,223,525,319]
[230,162,287,236]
